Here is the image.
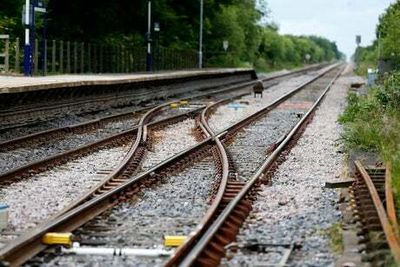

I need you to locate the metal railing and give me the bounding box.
[3,37,199,75]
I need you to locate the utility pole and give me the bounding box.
[146,0,153,72]
[199,0,203,69]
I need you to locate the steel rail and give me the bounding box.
[165,97,232,265]
[0,63,338,266]
[0,107,147,148]
[355,161,400,263]
[0,77,251,124]
[0,63,326,134]
[386,162,399,231]
[49,105,205,220]
[0,100,203,266]
[166,63,341,266]
[0,105,204,182]
[0,63,322,116]
[0,78,254,147]
[0,80,258,180]
[0,128,137,182]
[176,65,344,266]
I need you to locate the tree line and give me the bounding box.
[354,0,400,74]
[0,0,343,70]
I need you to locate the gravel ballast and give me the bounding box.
[0,119,138,174]
[208,74,314,133]
[140,118,198,172]
[0,145,130,240]
[42,156,217,267]
[208,65,335,134]
[223,68,352,266]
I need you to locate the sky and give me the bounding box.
[266,0,396,59]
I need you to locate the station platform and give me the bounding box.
[0,68,256,94]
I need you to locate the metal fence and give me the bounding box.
[2,38,198,75]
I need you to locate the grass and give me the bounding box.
[339,71,400,229]
[326,223,344,254]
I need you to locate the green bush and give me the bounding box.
[340,71,400,212]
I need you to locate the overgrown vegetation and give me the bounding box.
[0,0,343,70]
[325,223,343,255]
[339,72,400,209]
[341,1,400,210]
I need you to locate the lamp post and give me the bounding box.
[146,0,153,72]
[198,0,203,68]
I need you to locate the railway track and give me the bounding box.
[0,64,324,181]
[0,63,338,266]
[351,161,400,266]
[165,64,344,266]
[0,63,323,142]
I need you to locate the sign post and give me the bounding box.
[23,0,46,76]
[223,40,229,52]
[356,35,361,47]
[146,0,153,72]
[198,0,204,69]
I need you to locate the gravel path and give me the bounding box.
[0,145,130,240]
[223,69,351,266]
[0,119,138,174]
[42,156,217,267]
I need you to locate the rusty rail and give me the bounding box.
[354,161,400,263]
[386,162,399,231]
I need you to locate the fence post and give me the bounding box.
[73,42,77,73]
[88,43,91,73]
[15,38,20,73]
[4,38,9,72]
[80,42,84,73]
[93,44,98,73]
[60,40,64,73]
[121,46,125,73]
[43,39,47,75]
[66,41,71,73]
[111,46,115,73]
[119,45,123,72]
[51,40,56,73]
[34,39,38,75]
[100,45,103,73]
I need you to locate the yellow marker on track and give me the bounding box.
[164,235,187,247]
[170,103,179,108]
[42,233,73,246]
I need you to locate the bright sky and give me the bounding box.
[266,0,396,59]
